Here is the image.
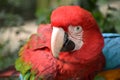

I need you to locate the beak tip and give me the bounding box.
[52,51,59,58]
[53,55,58,58]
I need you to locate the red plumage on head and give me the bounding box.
[51,6,104,63]
[51,6,98,31]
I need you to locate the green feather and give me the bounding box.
[30,74,35,80]
[24,72,31,80]
[15,58,31,76]
[94,75,105,80]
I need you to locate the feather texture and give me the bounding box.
[15,24,57,80]
[102,33,120,70]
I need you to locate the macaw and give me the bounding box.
[15,6,105,80]
[0,6,120,80]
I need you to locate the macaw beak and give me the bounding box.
[51,27,75,58]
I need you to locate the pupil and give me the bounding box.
[77,27,79,30]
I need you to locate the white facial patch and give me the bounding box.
[68,25,83,51]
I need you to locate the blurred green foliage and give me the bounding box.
[0,43,18,80]
[0,0,36,27]
[0,11,23,27]
[35,0,53,24]
[36,8,52,24]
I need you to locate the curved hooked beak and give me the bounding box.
[51,27,75,58]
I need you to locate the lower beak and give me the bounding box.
[51,27,75,58]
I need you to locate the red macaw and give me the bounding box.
[15,6,105,80]
[0,6,107,80]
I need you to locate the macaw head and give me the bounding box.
[51,6,104,63]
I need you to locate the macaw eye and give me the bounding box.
[68,25,82,34]
[74,26,82,33]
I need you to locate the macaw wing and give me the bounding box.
[102,33,120,70]
[15,24,57,80]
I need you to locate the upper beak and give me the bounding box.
[51,27,75,58]
[51,27,65,58]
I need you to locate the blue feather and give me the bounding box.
[102,33,120,70]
